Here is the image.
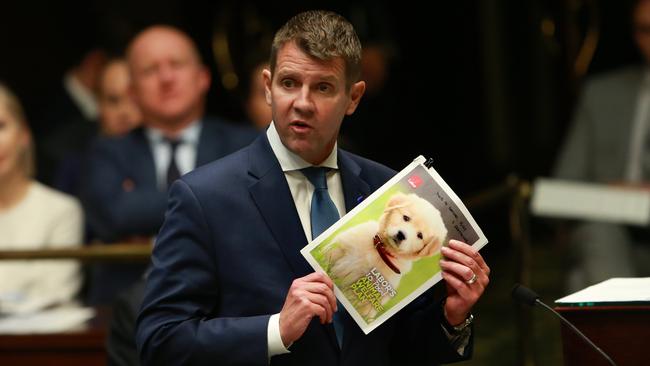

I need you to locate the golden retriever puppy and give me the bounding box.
[324,192,447,320]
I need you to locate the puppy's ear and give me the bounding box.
[420,236,443,257]
[385,193,409,211]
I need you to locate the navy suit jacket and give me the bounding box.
[80,117,257,304]
[136,135,471,365]
[81,118,257,243]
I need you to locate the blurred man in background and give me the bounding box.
[53,58,142,196]
[80,25,256,305]
[554,0,650,290]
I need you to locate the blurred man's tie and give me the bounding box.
[166,138,181,188]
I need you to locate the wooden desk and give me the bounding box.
[556,305,650,366]
[0,307,110,366]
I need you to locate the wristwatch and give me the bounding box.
[448,313,474,333]
[441,299,474,335]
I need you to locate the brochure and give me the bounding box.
[300,155,488,334]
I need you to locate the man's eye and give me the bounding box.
[105,95,121,105]
[171,60,184,69]
[318,83,331,92]
[141,66,157,76]
[281,79,295,88]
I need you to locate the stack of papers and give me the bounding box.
[555,277,650,306]
[301,155,487,334]
[0,306,95,334]
[530,178,650,226]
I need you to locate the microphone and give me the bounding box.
[511,284,618,366]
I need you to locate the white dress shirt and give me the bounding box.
[144,120,202,190]
[63,73,98,121]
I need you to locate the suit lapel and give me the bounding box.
[132,129,158,189]
[247,136,313,277]
[338,150,372,213]
[196,121,225,166]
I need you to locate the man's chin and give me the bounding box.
[287,143,330,165]
[152,109,196,127]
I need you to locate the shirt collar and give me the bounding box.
[145,119,203,145]
[63,73,98,120]
[266,121,338,172]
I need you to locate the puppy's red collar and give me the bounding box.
[374,235,401,274]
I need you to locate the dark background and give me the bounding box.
[1,0,641,188]
[0,0,642,279]
[0,1,643,363]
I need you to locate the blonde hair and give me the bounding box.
[0,83,35,177]
[270,10,362,89]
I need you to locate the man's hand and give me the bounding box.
[439,239,490,325]
[279,272,337,347]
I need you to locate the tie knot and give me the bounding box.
[301,167,330,190]
[165,137,182,151]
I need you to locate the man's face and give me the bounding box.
[263,41,365,165]
[635,1,650,64]
[128,28,209,128]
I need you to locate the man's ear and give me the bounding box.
[345,80,366,115]
[198,66,212,93]
[262,68,273,106]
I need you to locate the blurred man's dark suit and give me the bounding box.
[80,118,257,305]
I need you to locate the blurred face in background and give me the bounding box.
[99,60,142,136]
[634,0,650,63]
[0,95,30,180]
[127,26,210,130]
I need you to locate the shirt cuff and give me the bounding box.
[440,322,471,356]
[267,313,291,360]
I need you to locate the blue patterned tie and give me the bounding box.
[301,167,345,348]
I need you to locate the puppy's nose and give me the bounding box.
[395,231,406,243]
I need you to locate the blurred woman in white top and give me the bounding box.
[0,83,83,314]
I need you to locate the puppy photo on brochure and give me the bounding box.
[323,192,448,321]
[303,158,487,333]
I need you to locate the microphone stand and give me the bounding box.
[512,284,618,366]
[534,299,617,366]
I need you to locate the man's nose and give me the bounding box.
[293,86,314,113]
[158,65,175,84]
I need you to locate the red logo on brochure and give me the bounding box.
[407,175,423,188]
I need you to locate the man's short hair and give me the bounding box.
[269,10,362,88]
[126,25,204,68]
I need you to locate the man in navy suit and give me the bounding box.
[136,11,490,365]
[80,25,256,305]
